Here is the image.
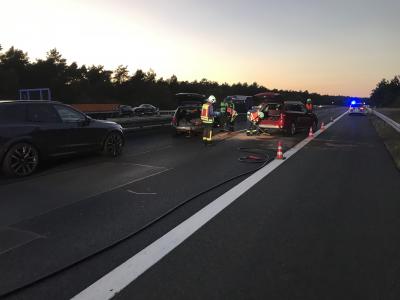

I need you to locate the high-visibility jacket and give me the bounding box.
[247,110,264,123]
[201,103,214,124]
[306,103,313,111]
[227,107,238,120]
[220,101,228,113]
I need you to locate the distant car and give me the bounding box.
[119,105,134,117]
[349,102,367,115]
[133,104,159,116]
[0,100,124,177]
[254,93,318,136]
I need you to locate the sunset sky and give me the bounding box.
[1,0,399,97]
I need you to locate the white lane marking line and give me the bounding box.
[131,163,167,169]
[72,111,347,300]
[126,190,157,195]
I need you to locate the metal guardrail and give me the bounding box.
[108,115,172,132]
[158,110,175,116]
[372,110,400,133]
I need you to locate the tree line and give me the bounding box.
[370,76,400,107]
[0,45,360,108]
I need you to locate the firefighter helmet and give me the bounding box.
[208,95,216,104]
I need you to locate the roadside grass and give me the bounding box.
[370,115,400,170]
[376,108,400,123]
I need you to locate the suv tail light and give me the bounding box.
[172,116,177,125]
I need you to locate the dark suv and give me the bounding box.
[254,93,318,136]
[0,101,124,177]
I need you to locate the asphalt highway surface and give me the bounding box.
[2,106,399,300]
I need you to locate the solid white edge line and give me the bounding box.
[72,111,348,300]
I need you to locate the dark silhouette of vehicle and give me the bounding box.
[71,104,133,119]
[0,100,124,177]
[254,92,318,136]
[119,105,135,117]
[132,104,159,116]
[171,93,221,136]
[172,93,206,136]
[348,102,367,115]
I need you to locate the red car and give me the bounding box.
[254,93,318,136]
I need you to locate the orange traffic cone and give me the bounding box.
[321,122,325,131]
[276,141,284,159]
[308,127,314,138]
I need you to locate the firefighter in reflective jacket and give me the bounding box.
[226,99,238,131]
[306,98,313,112]
[246,107,264,135]
[201,95,216,145]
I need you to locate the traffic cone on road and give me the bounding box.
[276,141,284,159]
[321,122,325,131]
[308,127,314,138]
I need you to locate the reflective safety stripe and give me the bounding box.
[248,111,259,122]
[201,103,213,123]
[220,102,228,113]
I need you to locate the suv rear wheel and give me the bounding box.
[2,143,39,177]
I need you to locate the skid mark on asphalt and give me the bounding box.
[308,139,376,150]
[90,168,172,198]
[0,227,45,255]
[123,145,173,158]
[0,164,172,228]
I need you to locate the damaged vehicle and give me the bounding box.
[253,92,318,136]
[171,93,206,136]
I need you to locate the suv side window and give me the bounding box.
[54,105,86,123]
[293,104,304,112]
[0,104,27,123]
[285,104,296,112]
[27,104,61,123]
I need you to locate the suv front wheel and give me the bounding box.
[2,143,39,177]
[102,132,124,157]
